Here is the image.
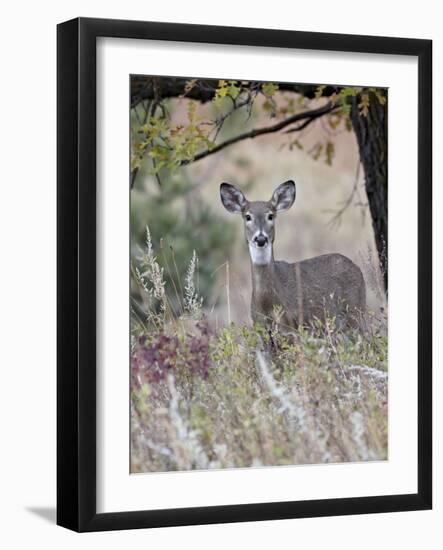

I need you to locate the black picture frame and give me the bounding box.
[57,17,432,532]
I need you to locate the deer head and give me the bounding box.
[220,180,296,265]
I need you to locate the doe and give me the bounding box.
[220,180,366,330]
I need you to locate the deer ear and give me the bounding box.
[220,183,246,214]
[271,180,296,212]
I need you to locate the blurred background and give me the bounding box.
[130,77,386,327]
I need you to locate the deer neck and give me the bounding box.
[249,243,275,294]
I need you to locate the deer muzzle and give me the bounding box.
[254,234,269,248]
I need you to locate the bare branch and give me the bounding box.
[326,161,362,228]
[211,91,254,139]
[183,101,339,165]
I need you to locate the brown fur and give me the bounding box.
[220,181,366,330]
[251,253,366,329]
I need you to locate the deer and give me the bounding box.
[220,180,366,332]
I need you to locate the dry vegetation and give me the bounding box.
[130,233,388,473]
[130,86,388,474]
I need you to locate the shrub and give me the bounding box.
[131,176,234,318]
[130,236,388,473]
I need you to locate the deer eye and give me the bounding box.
[267,213,274,221]
[245,214,252,222]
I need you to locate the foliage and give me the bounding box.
[131,242,388,472]
[322,86,386,117]
[212,79,241,106]
[131,78,387,183]
[131,101,214,174]
[131,180,234,319]
[131,314,388,472]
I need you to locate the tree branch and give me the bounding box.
[326,161,362,228]
[130,75,338,108]
[182,101,338,165]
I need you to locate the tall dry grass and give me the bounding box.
[130,236,388,473]
[130,86,388,474]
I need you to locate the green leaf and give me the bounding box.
[315,85,326,99]
[325,141,335,166]
[212,79,239,105]
[358,93,370,117]
[261,82,279,98]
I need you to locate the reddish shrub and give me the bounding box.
[131,321,212,387]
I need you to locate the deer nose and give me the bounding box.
[254,234,268,247]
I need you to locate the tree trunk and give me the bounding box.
[350,93,388,294]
